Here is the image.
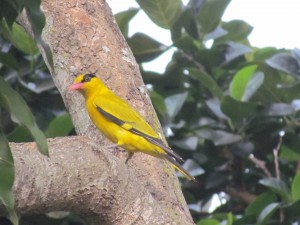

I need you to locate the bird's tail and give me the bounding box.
[164,155,196,182]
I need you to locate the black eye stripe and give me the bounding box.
[81,74,96,83]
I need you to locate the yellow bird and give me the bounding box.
[69,73,196,181]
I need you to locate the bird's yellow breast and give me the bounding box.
[85,94,164,157]
[86,96,120,144]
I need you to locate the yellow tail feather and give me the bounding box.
[164,155,197,182]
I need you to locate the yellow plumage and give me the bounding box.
[69,73,196,181]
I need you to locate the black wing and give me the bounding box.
[96,105,184,163]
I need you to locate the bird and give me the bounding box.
[69,73,196,181]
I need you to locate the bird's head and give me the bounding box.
[69,73,103,97]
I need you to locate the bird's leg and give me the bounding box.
[104,144,121,157]
[125,152,134,164]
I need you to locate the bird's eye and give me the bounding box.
[82,74,96,83]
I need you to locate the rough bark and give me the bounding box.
[13,0,194,224]
[8,137,185,225]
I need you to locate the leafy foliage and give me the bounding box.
[0,128,18,225]
[0,76,48,155]
[118,0,300,224]
[127,33,166,63]
[136,0,182,29]
[0,0,70,224]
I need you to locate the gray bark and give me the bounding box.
[9,137,187,225]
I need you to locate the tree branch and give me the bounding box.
[227,188,256,204]
[249,154,272,178]
[273,135,282,180]
[0,137,192,224]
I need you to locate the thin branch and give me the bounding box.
[181,51,207,73]
[249,154,272,178]
[273,135,284,222]
[273,135,282,180]
[297,159,300,173]
[227,188,256,204]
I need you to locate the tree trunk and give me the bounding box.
[5,137,186,225]
[13,0,194,224]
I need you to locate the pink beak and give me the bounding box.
[69,82,84,90]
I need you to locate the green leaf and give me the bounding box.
[171,8,198,40]
[188,68,223,99]
[127,33,166,63]
[0,127,18,225]
[179,159,204,177]
[204,27,227,41]
[265,103,295,116]
[216,20,253,44]
[24,0,44,36]
[259,178,291,201]
[283,133,300,154]
[173,136,198,151]
[233,215,256,225]
[115,8,139,37]
[195,48,224,69]
[7,126,32,142]
[292,173,300,201]
[0,52,19,69]
[242,72,264,101]
[230,65,258,101]
[46,113,73,138]
[136,0,182,29]
[149,90,167,116]
[206,98,228,120]
[221,96,257,121]
[25,0,54,71]
[231,141,254,158]
[266,52,300,77]
[11,23,39,55]
[279,145,299,161]
[197,218,220,225]
[0,22,38,57]
[173,35,201,52]
[0,76,48,156]
[284,199,300,219]
[198,0,231,33]
[165,92,188,119]
[0,1,20,28]
[246,192,277,216]
[205,172,229,189]
[254,47,281,61]
[142,66,183,88]
[226,212,233,225]
[257,203,279,225]
[196,129,242,146]
[224,42,252,63]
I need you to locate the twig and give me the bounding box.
[181,51,207,73]
[273,134,284,222]
[227,188,256,204]
[297,159,300,173]
[249,154,272,178]
[273,135,283,180]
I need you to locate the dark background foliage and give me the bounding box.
[1,0,300,224]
